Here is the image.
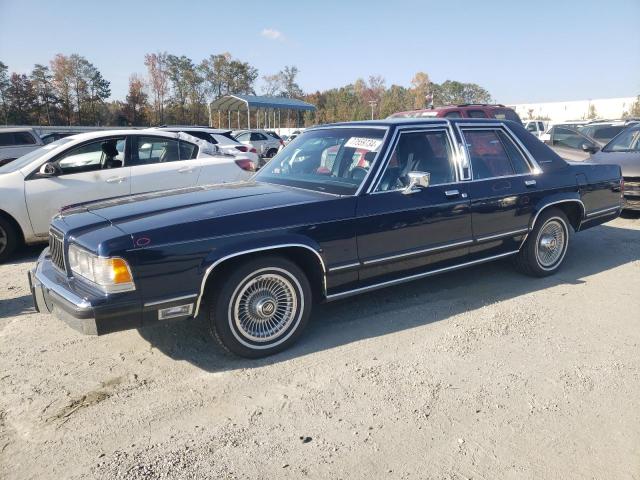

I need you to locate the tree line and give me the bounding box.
[0,52,507,128]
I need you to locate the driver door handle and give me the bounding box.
[178,166,195,174]
[105,176,126,184]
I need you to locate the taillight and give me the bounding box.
[235,145,248,153]
[235,159,255,172]
[279,139,284,146]
[250,147,257,154]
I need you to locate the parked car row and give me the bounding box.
[28,117,624,358]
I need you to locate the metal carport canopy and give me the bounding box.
[210,94,316,112]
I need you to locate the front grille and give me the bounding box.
[48,229,66,272]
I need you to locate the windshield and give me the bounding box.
[0,137,73,173]
[254,127,386,195]
[603,127,640,152]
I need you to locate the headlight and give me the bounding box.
[68,244,135,293]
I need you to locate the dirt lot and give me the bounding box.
[1,215,639,480]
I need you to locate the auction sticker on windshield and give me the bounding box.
[344,137,382,151]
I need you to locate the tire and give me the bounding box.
[514,208,571,277]
[266,148,278,158]
[0,216,19,263]
[207,256,312,358]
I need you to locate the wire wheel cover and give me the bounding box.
[536,219,566,267]
[232,271,298,343]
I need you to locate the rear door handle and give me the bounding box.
[105,176,126,184]
[445,189,467,199]
[525,179,537,187]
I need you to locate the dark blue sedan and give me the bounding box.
[30,118,623,357]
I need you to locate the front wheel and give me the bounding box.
[514,208,571,277]
[207,256,312,358]
[0,217,19,263]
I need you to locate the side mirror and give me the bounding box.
[581,143,599,154]
[402,171,430,195]
[37,163,61,177]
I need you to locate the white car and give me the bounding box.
[155,127,260,169]
[0,129,253,261]
[0,127,45,166]
[232,130,282,159]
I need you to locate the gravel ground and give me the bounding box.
[1,215,639,480]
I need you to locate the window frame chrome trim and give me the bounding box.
[326,250,519,301]
[193,243,327,317]
[454,123,543,182]
[366,123,463,194]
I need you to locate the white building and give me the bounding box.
[509,96,638,123]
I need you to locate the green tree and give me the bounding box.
[7,73,36,124]
[30,64,57,125]
[86,66,111,125]
[0,61,11,124]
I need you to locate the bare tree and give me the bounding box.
[144,52,169,124]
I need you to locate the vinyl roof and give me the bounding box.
[210,94,316,112]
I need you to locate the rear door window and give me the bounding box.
[444,111,462,118]
[179,141,199,159]
[497,130,531,174]
[130,136,182,165]
[462,129,515,180]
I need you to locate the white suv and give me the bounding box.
[0,129,253,261]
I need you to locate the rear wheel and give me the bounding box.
[514,208,570,277]
[207,256,312,358]
[266,148,278,158]
[0,217,19,263]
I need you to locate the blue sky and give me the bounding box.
[0,0,638,103]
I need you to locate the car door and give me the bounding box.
[128,135,201,194]
[459,126,540,256]
[548,126,595,161]
[250,132,269,155]
[24,136,130,237]
[356,127,473,282]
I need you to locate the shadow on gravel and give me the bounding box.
[0,294,35,318]
[136,220,640,371]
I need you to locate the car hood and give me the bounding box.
[57,181,342,250]
[591,150,640,177]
